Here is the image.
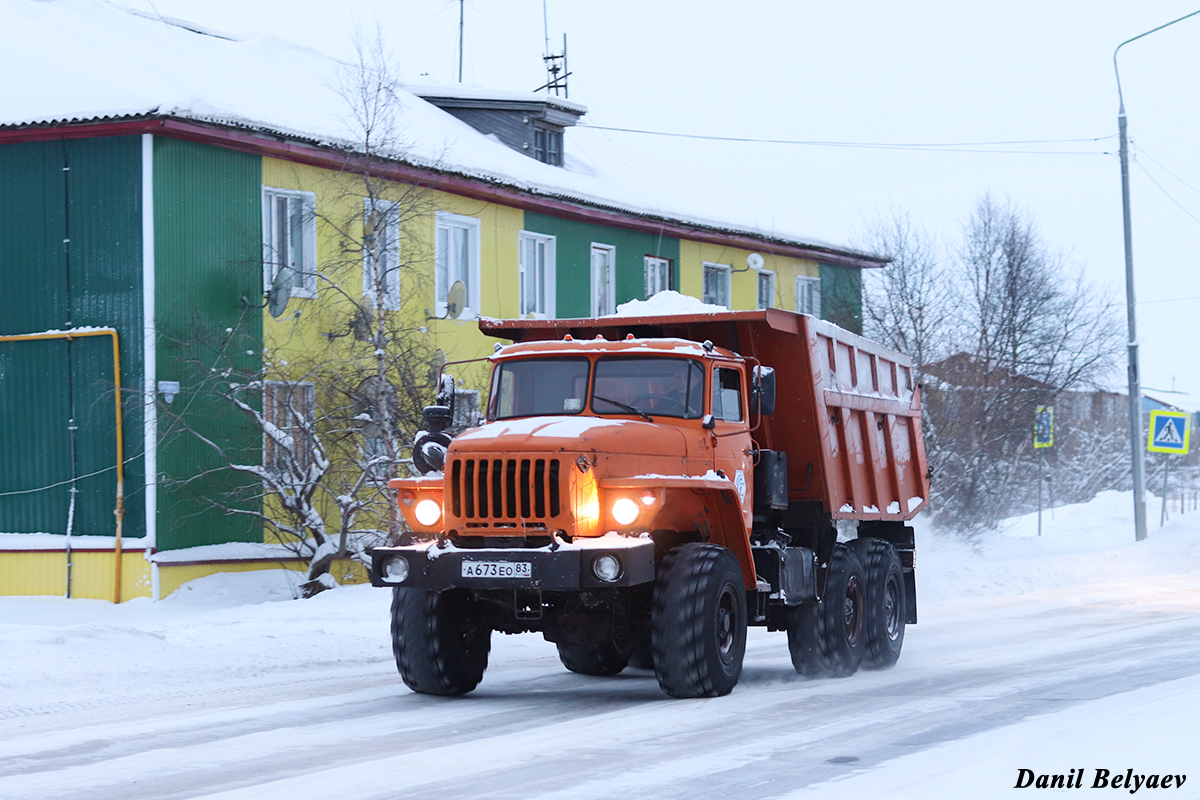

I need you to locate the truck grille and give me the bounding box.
[450,458,563,523]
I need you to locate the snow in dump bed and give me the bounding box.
[608,290,731,318]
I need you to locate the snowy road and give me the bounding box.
[3,492,1199,799]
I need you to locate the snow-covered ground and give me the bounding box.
[2,490,1198,799]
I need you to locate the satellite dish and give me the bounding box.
[446,281,467,319]
[267,267,293,319]
[747,253,764,270]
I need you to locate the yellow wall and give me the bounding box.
[0,550,151,601]
[678,241,819,311]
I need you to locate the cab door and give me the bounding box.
[710,363,754,529]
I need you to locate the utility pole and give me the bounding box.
[1112,9,1200,542]
[458,0,464,83]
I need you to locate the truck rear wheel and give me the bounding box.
[391,587,492,696]
[651,543,747,698]
[788,543,864,678]
[850,537,906,669]
[556,639,632,676]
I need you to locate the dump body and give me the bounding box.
[479,308,930,522]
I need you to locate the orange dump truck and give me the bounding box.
[370,308,930,698]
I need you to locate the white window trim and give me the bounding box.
[756,269,775,310]
[591,242,616,317]
[644,255,671,299]
[518,230,557,319]
[435,211,482,318]
[796,274,821,317]
[261,186,317,298]
[363,198,401,310]
[702,261,732,309]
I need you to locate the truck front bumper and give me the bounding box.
[370,536,656,592]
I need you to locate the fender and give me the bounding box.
[600,475,758,590]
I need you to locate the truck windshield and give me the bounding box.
[592,357,705,420]
[490,358,590,419]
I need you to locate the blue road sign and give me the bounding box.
[1147,410,1191,455]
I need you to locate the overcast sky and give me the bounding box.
[125,0,1200,401]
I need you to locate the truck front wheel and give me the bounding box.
[850,538,906,669]
[787,543,864,678]
[651,543,747,698]
[391,587,492,696]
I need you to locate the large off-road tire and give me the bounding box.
[787,543,864,678]
[651,543,748,698]
[556,639,633,676]
[849,537,906,670]
[391,587,491,696]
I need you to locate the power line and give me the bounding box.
[1132,155,1200,226]
[1134,145,1200,198]
[0,453,145,497]
[575,123,1115,154]
[1141,294,1200,305]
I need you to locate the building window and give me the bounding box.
[435,211,482,318]
[363,198,400,310]
[263,381,316,477]
[533,127,563,166]
[262,187,317,297]
[796,275,821,316]
[702,262,731,309]
[644,256,672,299]
[757,270,775,310]
[591,243,616,316]
[519,231,556,318]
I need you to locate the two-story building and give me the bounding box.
[0,1,887,600]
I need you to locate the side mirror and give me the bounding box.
[752,365,776,416]
[422,404,452,433]
[702,414,716,430]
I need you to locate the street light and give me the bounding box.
[1113,9,1200,542]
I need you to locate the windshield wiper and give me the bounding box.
[593,395,653,422]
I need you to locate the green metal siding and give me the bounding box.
[0,137,145,539]
[522,211,681,318]
[820,263,863,335]
[153,137,263,551]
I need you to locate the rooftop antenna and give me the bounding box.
[458,0,464,82]
[536,33,570,97]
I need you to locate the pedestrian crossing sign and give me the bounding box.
[1147,410,1191,455]
[1034,406,1054,449]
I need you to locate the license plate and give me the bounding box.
[461,561,532,579]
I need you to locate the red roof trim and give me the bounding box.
[0,117,886,269]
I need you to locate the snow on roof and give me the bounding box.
[0,0,880,262]
[405,83,587,116]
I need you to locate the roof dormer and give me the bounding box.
[409,85,586,167]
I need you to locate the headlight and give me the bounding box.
[611,497,639,526]
[385,556,410,583]
[592,554,622,582]
[414,498,442,526]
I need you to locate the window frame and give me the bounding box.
[590,243,617,317]
[702,262,732,309]
[756,269,775,310]
[435,211,482,318]
[263,380,316,479]
[796,275,821,317]
[363,198,401,310]
[644,255,672,299]
[518,230,557,318]
[261,186,317,298]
